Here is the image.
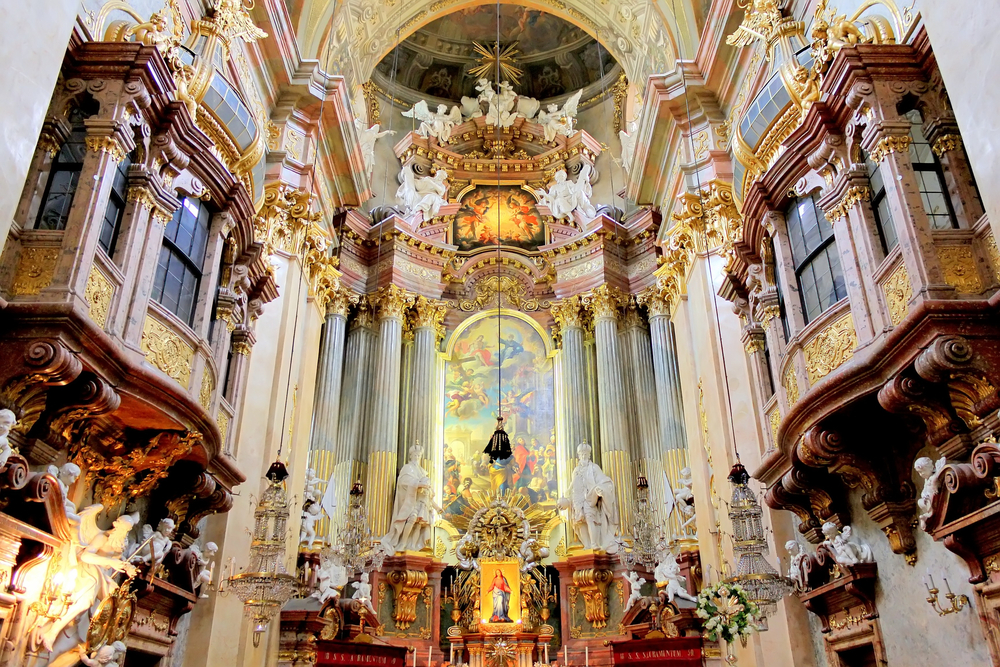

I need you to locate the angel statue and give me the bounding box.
[624,570,646,611]
[653,544,697,604]
[485,81,519,128]
[820,522,874,568]
[354,118,394,180]
[395,166,449,220]
[785,540,810,591]
[536,89,583,142]
[533,168,596,222]
[618,120,638,173]
[915,456,946,530]
[402,101,463,143]
[37,506,138,659]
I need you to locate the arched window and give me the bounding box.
[152,197,210,326]
[35,105,96,230]
[906,109,958,230]
[786,194,847,324]
[865,152,898,254]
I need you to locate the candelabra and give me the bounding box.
[28,564,77,633]
[924,574,969,616]
[618,476,663,571]
[723,461,793,623]
[326,480,385,576]
[221,460,300,647]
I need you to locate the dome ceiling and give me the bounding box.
[374,6,618,103]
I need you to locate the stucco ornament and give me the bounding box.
[558,442,619,552]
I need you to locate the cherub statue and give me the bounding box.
[402,101,463,143]
[126,10,173,50]
[674,467,697,533]
[79,640,128,667]
[354,118,394,181]
[915,456,946,530]
[624,570,646,611]
[396,166,449,220]
[785,540,810,591]
[137,518,175,567]
[535,90,583,142]
[820,522,874,567]
[0,409,16,469]
[654,545,697,604]
[352,572,378,619]
[519,535,549,572]
[192,541,218,598]
[485,81,519,128]
[300,502,322,549]
[304,468,323,504]
[312,558,347,605]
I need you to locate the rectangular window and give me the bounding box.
[98,152,133,256]
[151,197,211,326]
[906,109,958,230]
[786,195,847,324]
[35,108,91,231]
[865,154,898,254]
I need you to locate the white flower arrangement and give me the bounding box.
[695,582,760,644]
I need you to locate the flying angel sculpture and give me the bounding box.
[536,89,583,142]
[402,101,463,143]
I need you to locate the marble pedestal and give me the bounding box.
[373,553,446,666]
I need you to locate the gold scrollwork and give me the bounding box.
[11,247,59,296]
[572,568,613,629]
[84,264,115,329]
[931,134,962,158]
[199,368,214,410]
[85,135,126,162]
[386,569,429,631]
[140,315,195,387]
[984,235,1000,282]
[784,365,800,406]
[829,612,867,632]
[459,275,548,312]
[823,185,871,222]
[769,408,781,445]
[217,412,229,447]
[869,135,912,164]
[802,313,857,385]
[937,245,983,294]
[882,262,912,326]
[984,553,1000,575]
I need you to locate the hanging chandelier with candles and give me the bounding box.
[326,480,385,576]
[618,476,664,571]
[222,460,301,647]
[723,460,793,623]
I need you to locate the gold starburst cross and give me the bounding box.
[469,42,523,86]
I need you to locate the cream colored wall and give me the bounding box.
[919,1,1000,240]
[0,0,79,245]
[184,255,325,667]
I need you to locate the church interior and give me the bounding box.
[0,0,998,665]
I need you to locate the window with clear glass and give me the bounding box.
[98,151,133,256]
[35,106,94,231]
[786,195,847,324]
[906,109,958,230]
[865,153,898,254]
[151,197,211,326]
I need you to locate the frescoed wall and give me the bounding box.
[442,312,555,522]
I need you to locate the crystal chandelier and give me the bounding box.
[326,480,385,576]
[223,460,301,646]
[724,461,793,624]
[618,476,663,571]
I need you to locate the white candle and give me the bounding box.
[585,646,589,667]
[413,649,417,667]
[428,647,432,667]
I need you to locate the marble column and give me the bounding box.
[335,297,377,516]
[308,287,354,525]
[365,285,415,536]
[639,283,694,543]
[551,296,589,458]
[582,284,634,534]
[407,296,446,458]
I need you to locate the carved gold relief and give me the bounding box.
[373,284,415,320]
[937,245,983,294]
[985,234,1000,282]
[84,264,115,329]
[768,407,781,445]
[85,135,126,162]
[362,80,381,126]
[869,135,912,164]
[140,315,194,388]
[571,568,613,629]
[254,182,322,256]
[459,275,547,312]
[581,284,626,320]
[882,262,912,326]
[386,569,428,631]
[802,313,857,385]
[127,186,173,224]
[931,134,962,158]
[11,247,59,296]
[217,412,229,447]
[823,185,871,222]
[611,72,628,133]
[783,365,800,406]
[199,368,214,410]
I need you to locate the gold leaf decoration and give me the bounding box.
[140,315,194,388]
[199,368,214,410]
[783,365,800,406]
[803,313,857,385]
[984,234,1000,282]
[768,407,781,445]
[217,412,229,448]
[938,245,983,294]
[11,247,59,296]
[882,262,912,326]
[84,264,115,329]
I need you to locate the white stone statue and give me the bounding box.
[304,468,323,504]
[312,558,347,605]
[0,409,16,469]
[402,100,462,143]
[785,540,810,591]
[300,503,321,549]
[381,444,441,554]
[674,467,697,534]
[351,572,378,619]
[192,541,218,598]
[38,506,138,656]
[130,523,154,562]
[624,571,646,611]
[519,535,549,572]
[558,443,619,552]
[456,532,477,571]
[485,81,519,128]
[354,118,394,180]
[618,120,638,173]
[396,166,449,220]
[915,456,946,530]
[47,461,82,523]
[460,91,484,119]
[820,522,874,567]
[79,640,127,667]
[136,518,175,567]
[535,89,582,142]
[653,545,697,604]
[533,167,597,222]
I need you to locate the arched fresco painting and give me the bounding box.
[442,312,555,520]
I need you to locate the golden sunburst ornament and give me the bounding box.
[488,637,517,667]
[469,42,523,86]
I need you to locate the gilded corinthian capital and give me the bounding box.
[373,284,415,320]
[637,276,680,317]
[582,284,626,320]
[322,281,359,317]
[550,296,585,329]
[410,295,447,340]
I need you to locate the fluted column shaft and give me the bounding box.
[408,297,446,457]
[621,308,664,514]
[334,300,376,514]
[309,309,348,529]
[365,285,414,535]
